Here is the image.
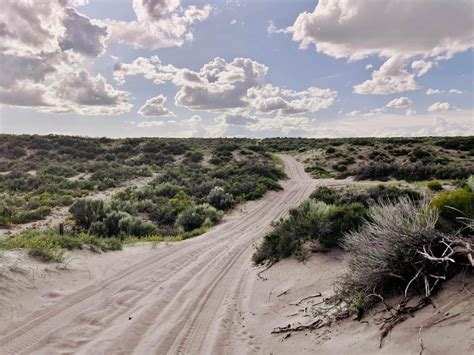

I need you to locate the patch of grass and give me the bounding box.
[0,230,123,262]
[123,235,182,244]
[426,180,443,191]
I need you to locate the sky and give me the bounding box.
[0,0,473,138]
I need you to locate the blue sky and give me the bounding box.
[0,0,473,137]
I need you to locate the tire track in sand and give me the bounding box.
[0,155,315,355]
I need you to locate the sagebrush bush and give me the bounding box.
[337,196,473,319]
[69,199,105,229]
[207,187,235,210]
[89,211,158,238]
[338,198,441,312]
[176,204,222,232]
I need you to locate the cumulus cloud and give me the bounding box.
[385,96,412,109]
[289,0,473,95]
[354,56,420,95]
[405,108,417,116]
[138,94,175,117]
[426,88,443,95]
[290,0,473,60]
[247,84,336,115]
[45,70,131,115]
[114,56,337,119]
[449,89,463,94]
[113,56,166,85]
[427,101,454,112]
[173,57,268,111]
[106,0,212,50]
[0,0,131,115]
[59,7,108,57]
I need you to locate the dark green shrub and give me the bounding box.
[207,187,235,210]
[427,180,443,191]
[253,200,367,263]
[176,204,222,232]
[69,199,105,229]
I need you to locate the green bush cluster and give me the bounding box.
[253,200,366,264]
[253,184,424,264]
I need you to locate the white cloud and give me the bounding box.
[183,115,202,124]
[113,56,166,85]
[138,94,175,117]
[46,70,132,115]
[115,56,337,116]
[106,1,212,50]
[365,64,373,70]
[344,110,360,117]
[218,113,258,126]
[137,120,165,128]
[405,108,417,116]
[311,110,474,138]
[289,0,473,95]
[427,101,454,112]
[0,1,131,115]
[290,0,473,60]
[354,56,420,95]
[173,57,268,111]
[426,88,443,95]
[385,96,412,108]
[267,20,290,36]
[247,84,336,115]
[59,7,108,57]
[449,89,463,94]
[411,60,434,77]
[230,19,237,25]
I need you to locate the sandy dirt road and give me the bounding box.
[0,155,318,355]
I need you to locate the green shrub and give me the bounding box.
[253,200,367,263]
[89,211,157,238]
[69,199,105,229]
[431,188,474,231]
[176,204,222,232]
[207,187,235,210]
[427,180,443,191]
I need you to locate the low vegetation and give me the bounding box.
[253,184,421,263]
[263,136,474,181]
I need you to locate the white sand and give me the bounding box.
[0,156,471,354]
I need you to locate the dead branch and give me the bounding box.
[379,297,432,348]
[277,289,290,297]
[257,261,274,281]
[290,293,322,306]
[271,319,324,334]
